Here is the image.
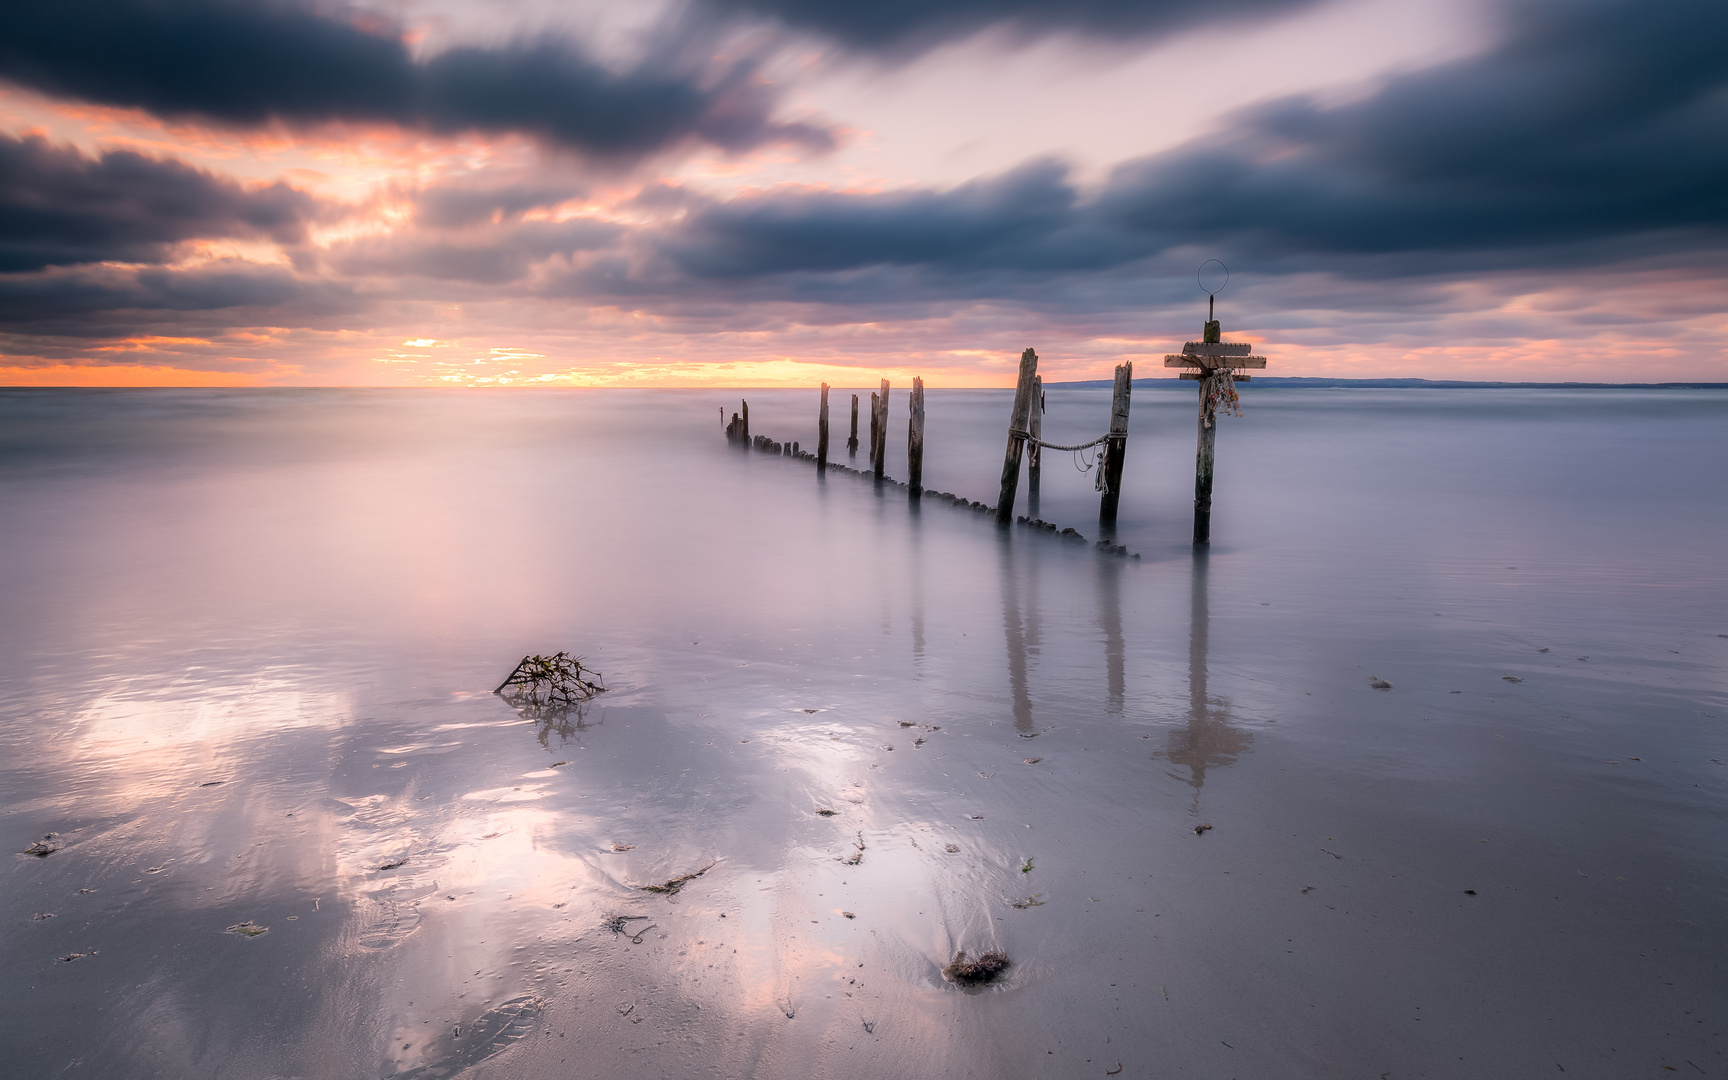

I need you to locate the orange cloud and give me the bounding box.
[0,364,263,387]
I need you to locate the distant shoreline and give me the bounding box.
[1048,377,1728,390]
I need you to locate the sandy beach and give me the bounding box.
[3,386,1725,1079]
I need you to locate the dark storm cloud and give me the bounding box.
[696,0,1321,54]
[0,135,316,272]
[330,219,623,283]
[646,0,1728,297]
[0,0,832,157]
[0,261,353,334]
[659,159,1123,279]
[1096,0,1728,263]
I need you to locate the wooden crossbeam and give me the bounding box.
[1183,342,1252,356]
[1165,356,1266,368]
[1180,372,1252,381]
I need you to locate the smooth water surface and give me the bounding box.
[3,387,1726,1079]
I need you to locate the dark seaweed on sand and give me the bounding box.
[943,950,1010,984]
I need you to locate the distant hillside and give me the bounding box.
[1044,377,1728,390]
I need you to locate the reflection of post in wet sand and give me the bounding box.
[1000,537,1040,734]
[1097,555,1125,716]
[1163,553,1251,793]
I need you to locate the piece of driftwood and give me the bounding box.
[494,652,607,709]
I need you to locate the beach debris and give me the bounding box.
[1538,648,1550,653]
[898,721,915,727]
[943,950,1010,985]
[815,808,838,817]
[840,832,866,865]
[616,1002,634,1016]
[913,736,926,748]
[609,842,634,852]
[602,914,649,935]
[58,951,96,962]
[1464,890,1478,896]
[1107,1064,1124,1075]
[494,652,607,710]
[1300,886,1315,895]
[1019,732,1040,739]
[802,708,819,714]
[1009,895,1045,909]
[1020,857,1034,874]
[32,912,55,919]
[1023,757,1041,765]
[23,837,58,857]
[227,921,269,937]
[1319,849,1342,859]
[199,780,225,787]
[637,861,717,896]
[1502,675,1522,683]
[1369,677,1392,690]
[861,1019,875,1034]
[944,843,961,853]
[550,761,570,768]
[1194,823,1214,835]
[969,814,984,820]
[842,911,856,919]
[882,744,895,751]
[376,857,409,871]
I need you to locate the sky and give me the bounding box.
[0,0,1724,387]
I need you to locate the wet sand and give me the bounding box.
[2,387,1725,1078]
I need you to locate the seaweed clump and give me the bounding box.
[495,653,607,712]
[943,950,1010,985]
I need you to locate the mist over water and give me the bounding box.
[3,387,1726,1079]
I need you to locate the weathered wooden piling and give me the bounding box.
[994,348,1040,526]
[1027,373,1043,514]
[873,379,889,480]
[849,395,859,457]
[908,377,925,496]
[1164,301,1267,545]
[817,383,830,472]
[868,391,879,465]
[1099,361,1132,526]
[742,400,750,445]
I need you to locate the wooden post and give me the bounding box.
[873,379,889,480]
[907,377,925,496]
[1027,374,1043,516]
[742,400,750,446]
[1099,361,1132,526]
[994,348,1039,526]
[1194,375,1216,544]
[817,383,830,473]
[849,395,859,457]
[868,392,879,466]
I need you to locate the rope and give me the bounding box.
[1022,432,1116,452]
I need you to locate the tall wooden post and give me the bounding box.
[907,377,925,496]
[1100,361,1132,526]
[849,394,859,457]
[1027,374,1043,516]
[864,393,877,466]
[817,383,830,473]
[1194,384,1216,544]
[994,348,1039,526]
[873,380,889,479]
[742,400,750,446]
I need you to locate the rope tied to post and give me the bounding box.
[1201,368,1243,429]
[1010,430,1116,452]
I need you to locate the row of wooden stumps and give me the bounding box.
[994,349,1134,530]
[814,378,926,493]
